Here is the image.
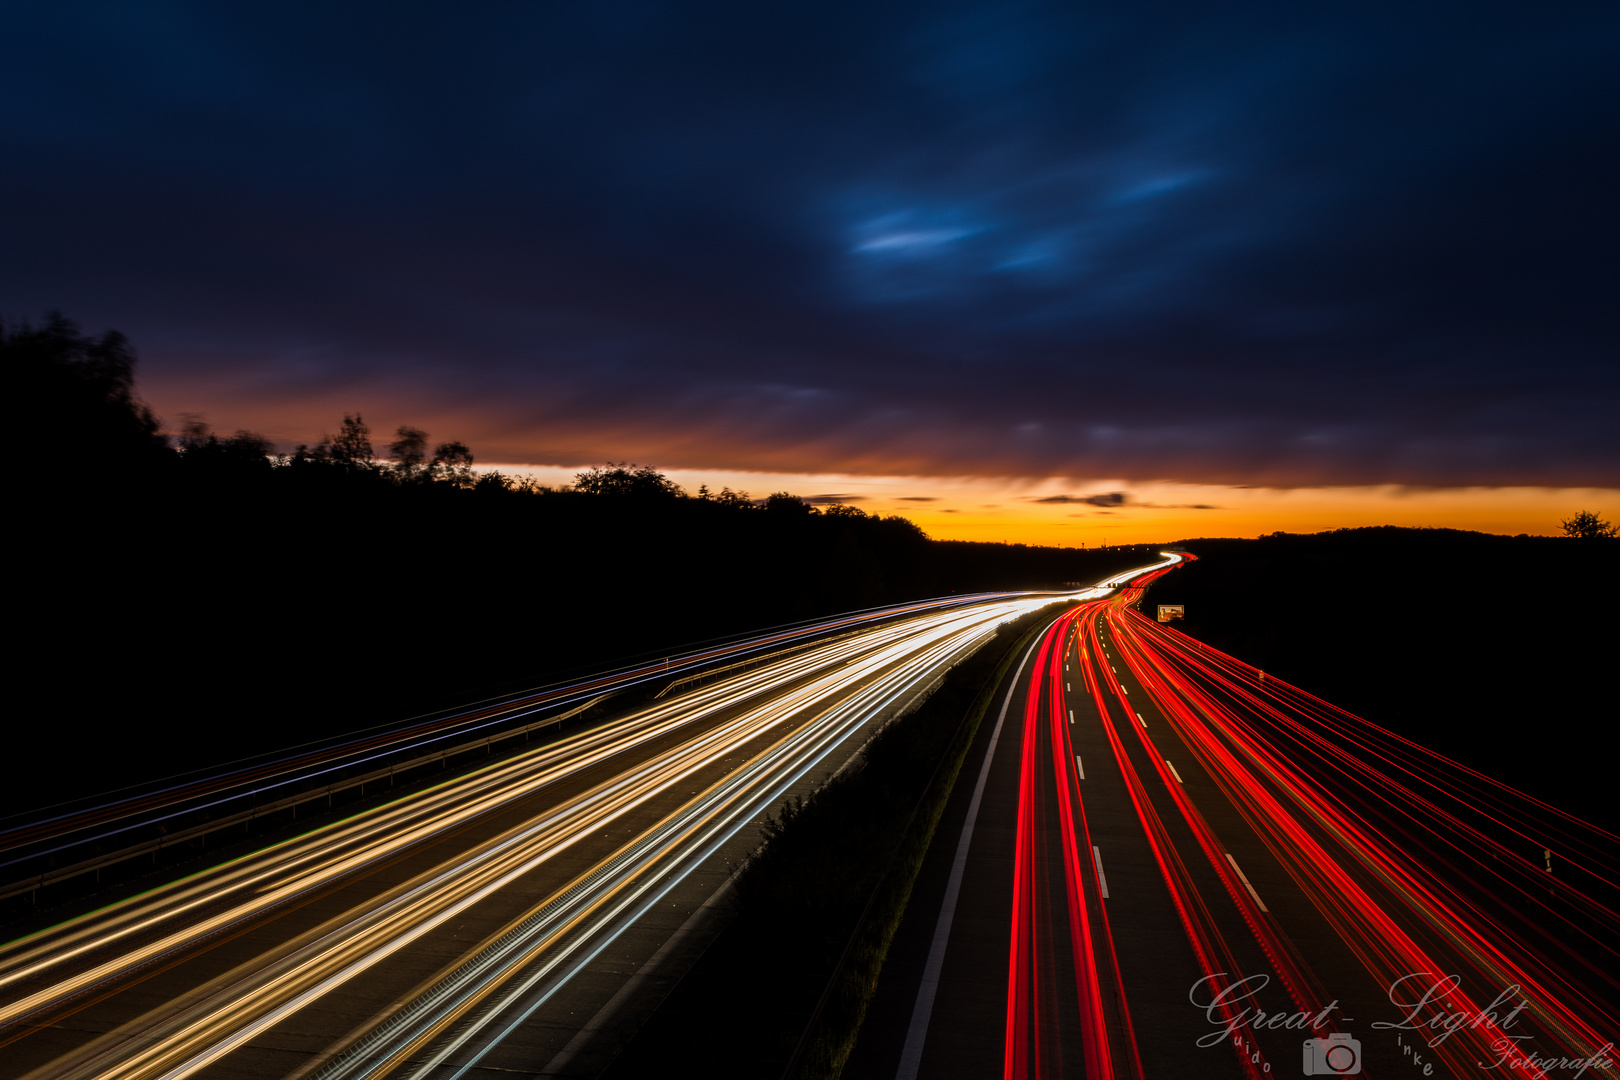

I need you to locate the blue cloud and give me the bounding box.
[2,0,1616,485]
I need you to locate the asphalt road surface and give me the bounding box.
[8,552,1614,1080]
[849,558,1618,1080]
[0,586,1108,1080]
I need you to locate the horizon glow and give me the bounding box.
[474,464,1617,546]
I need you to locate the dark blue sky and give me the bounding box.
[5,1,1617,486]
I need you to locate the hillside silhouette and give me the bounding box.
[6,315,1152,817]
[1147,527,1617,828]
[17,315,1609,827]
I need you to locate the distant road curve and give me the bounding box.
[880,558,1618,1080]
[0,561,1178,1080]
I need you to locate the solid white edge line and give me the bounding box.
[340,611,1023,1080]
[894,630,1044,1080]
[537,877,735,1076]
[437,620,1022,1080]
[1091,845,1110,899]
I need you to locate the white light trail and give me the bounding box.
[7,589,1086,1080]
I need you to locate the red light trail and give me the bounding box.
[995,558,1617,1078]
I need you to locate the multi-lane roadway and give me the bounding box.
[7,554,1614,1080]
[855,558,1618,1079]
[1,582,1142,1080]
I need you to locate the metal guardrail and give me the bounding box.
[1,591,1036,908]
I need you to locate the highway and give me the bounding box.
[0,584,1134,1080]
[0,593,1031,901]
[8,553,1614,1080]
[856,558,1618,1079]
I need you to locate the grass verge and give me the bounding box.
[602,604,1062,1080]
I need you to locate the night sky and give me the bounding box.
[5,2,1618,499]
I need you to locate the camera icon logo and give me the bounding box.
[1303,1032,1362,1074]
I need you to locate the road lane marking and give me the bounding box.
[1068,710,1074,724]
[1075,755,1085,780]
[1135,712,1146,727]
[895,631,1042,1080]
[1225,853,1269,912]
[1092,846,1110,899]
[539,877,735,1075]
[1165,760,1183,784]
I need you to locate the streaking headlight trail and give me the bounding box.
[1,582,1134,1080]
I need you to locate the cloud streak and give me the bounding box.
[1034,492,1218,510]
[1034,493,1129,507]
[2,2,1615,487]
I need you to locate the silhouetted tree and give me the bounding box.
[389,425,430,479]
[313,413,375,470]
[1560,510,1617,539]
[430,440,474,486]
[573,463,686,499]
[6,312,168,475]
[176,416,273,475]
[765,492,816,515]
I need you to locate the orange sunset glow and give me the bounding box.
[479,465,1618,545]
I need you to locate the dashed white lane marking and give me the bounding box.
[1136,712,1146,727]
[1076,755,1085,780]
[1225,853,1269,912]
[1068,710,1074,724]
[1165,760,1184,784]
[1092,846,1111,899]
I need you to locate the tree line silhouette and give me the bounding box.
[7,314,1153,816]
[12,314,1609,822]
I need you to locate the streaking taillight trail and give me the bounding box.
[1099,568,1617,1077]
[1000,556,1614,1078]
